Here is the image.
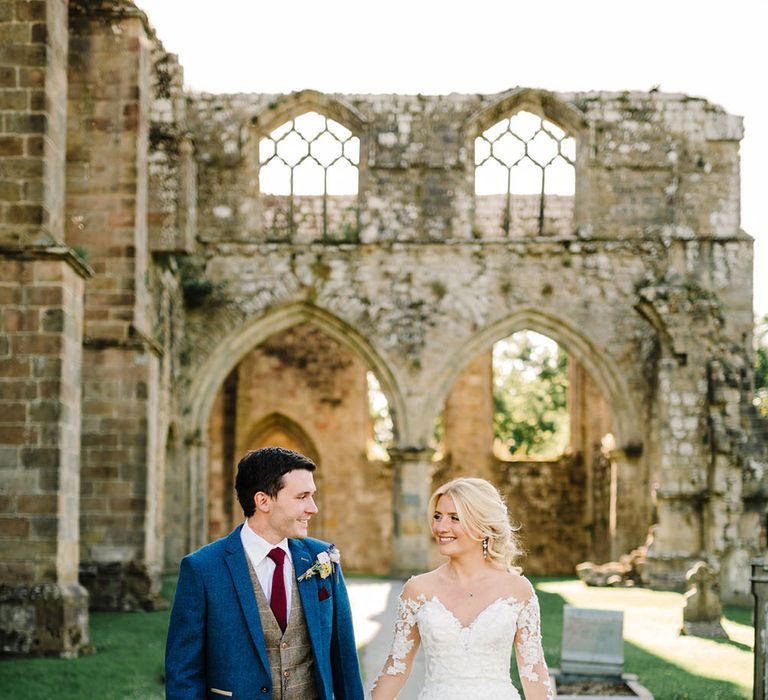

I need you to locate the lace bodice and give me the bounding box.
[371,580,553,700]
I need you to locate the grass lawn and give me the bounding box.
[0,573,178,700]
[533,577,753,699]
[0,575,754,699]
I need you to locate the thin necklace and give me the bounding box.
[450,570,488,598]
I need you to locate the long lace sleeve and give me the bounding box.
[369,588,423,699]
[514,587,553,700]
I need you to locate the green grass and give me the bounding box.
[0,575,177,700]
[0,575,754,699]
[533,577,753,699]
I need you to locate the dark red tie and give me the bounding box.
[267,547,287,632]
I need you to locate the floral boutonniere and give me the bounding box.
[298,544,341,582]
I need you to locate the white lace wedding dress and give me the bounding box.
[371,579,553,700]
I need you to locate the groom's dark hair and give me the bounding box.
[235,447,317,517]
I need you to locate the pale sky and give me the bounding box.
[136,0,767,318]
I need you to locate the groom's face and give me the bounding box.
[265,468,318,541]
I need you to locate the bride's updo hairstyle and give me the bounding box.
[429,477,523,574]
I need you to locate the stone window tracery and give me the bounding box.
[474,111,575,236]
[259,111,360,240]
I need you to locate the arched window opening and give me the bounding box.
[259,111,360,240]
[475,111,575,237]
[367,371,393,458]
[205,323,395,568]
[492,330,569,459]
[430,412,445,458]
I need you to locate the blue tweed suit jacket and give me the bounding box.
[165,526,364,699]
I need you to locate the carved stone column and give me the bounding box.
[389,447,434,577]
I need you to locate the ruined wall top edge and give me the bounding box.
[185,88,742,142]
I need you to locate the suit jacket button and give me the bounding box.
[281,641,288,649]
[260,687,268,693]
[283,670,290,678]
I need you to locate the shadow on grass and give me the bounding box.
[709,602,754,653]
[723,603,753,627]
[529,577,750,700]
[707,635,753,654]
[0,573,752,700]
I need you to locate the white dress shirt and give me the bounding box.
[240,521,293,619]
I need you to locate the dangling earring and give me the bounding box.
[482,537,489,560]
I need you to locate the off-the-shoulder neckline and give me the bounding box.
[407,593,528,630]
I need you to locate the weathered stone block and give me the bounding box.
[0,516,30,536]
[78,560,164,612]
[0,582,90,657]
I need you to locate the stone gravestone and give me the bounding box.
[561,605,624,677]
[681,560,727,638]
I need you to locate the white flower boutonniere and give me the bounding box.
[298,544,341,582]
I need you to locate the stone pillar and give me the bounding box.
[568,359,614,561]
[752,559,768,700]
[389,447,434,576]
[640,289,717,591]
[0,0,92,656]
[646,354,707,589]
[641,287,758,601]
[441,352,494,482]
[66,3,163,610]
[0,252,91,656]
[148,47,195,256]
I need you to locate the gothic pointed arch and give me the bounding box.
[424,307,641,451]
[251,89,367,137]
[188,303,404,443]
[465,87,588,140]
[243,412,320,467]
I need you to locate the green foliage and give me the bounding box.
[367,372,393,446]
[179,260,225,308]
[756,313,768,417]
[493,331,569,458]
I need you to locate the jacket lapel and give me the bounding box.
[289,539,324,652]
[224,526,271,675]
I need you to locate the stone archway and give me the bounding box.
[425,307,648,569]
[182,303,403,572]
[425,307,642,449]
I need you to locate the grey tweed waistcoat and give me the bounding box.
[246,557,319,700]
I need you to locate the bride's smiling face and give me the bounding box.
[432,494,479,555]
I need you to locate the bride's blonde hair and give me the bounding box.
[429,477,523,574]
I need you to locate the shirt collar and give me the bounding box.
[241,520,292,566]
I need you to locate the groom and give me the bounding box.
[165,447,364,699]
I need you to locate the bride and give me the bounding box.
[370,477,553,700]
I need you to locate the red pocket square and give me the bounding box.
[318,587,330,601]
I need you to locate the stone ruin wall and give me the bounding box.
[0,0,766,656]
[139,83,768,603]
